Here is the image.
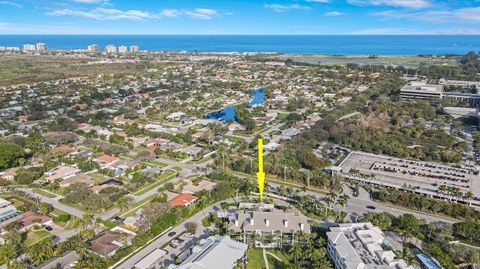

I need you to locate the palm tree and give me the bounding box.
[398,245,417,266]
[81,214,94,231]
[288,243,303,265]
[337,194,350,211]
[9,261,26,269]
[0,244,17,269]
[117,196,134,212]
[75,241,89,261]
[464,191,474,206]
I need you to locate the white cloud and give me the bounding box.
[264,4,311,12]
[49,7,221,21]
[49,8,154,20]
[0,1,22,8]
[350,27,480,35]
[185,8,218,19]
[159,9,181,18]
[372,7,480,22]
[347,0,431,9]
[325,11,344,16]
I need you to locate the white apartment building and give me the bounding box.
[105,44,117,54]
[88,44,99,53]
[327,222,414,269]
[118,45,128,54]
[176,236,248,269]
[23,44,36,52]
[130,45,139,53]
[36,43,48,52]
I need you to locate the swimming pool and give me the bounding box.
[417,253,442,269]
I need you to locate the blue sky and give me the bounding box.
[0,0,479,34]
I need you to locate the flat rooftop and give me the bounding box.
[338,151,480,199]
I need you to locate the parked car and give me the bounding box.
[168,231,177,237]
[366,205,376,210]
[44,226,53,231]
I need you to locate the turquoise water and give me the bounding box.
[417,254,441,269]
[206,88,264,122]
[1,35,479,55]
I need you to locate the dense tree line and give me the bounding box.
[372,188,480,220]
[0,143,24,171]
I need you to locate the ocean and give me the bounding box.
[0,35,479,55]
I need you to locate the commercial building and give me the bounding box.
[36,43,48,52]
[327,222,414,269]
[88,44,99,53]
[399,81,443,100]
[118,45,128,54]
[105,44,117,54]
[176,235,248,269]
[400,80,480,105]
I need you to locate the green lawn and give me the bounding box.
[246,248,265,269]
[119,194,157,217]
[24,230,51,247]
[132,171,176,196]
[188,155,214,164]
[224,135,247,143]
[171,166,182,172]
[266,250,290,268]
[33,188,57,198]
[87,173,108,184]
[142,160,168,168]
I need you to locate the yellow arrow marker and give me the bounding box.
[257,138,265,202]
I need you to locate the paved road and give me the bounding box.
[21,188,85,218]
[266,181,457,226]
[114,198,238,269]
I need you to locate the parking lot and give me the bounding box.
[338,151,480,198]
[154,221,211,267]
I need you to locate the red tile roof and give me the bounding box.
[169,193,197,207]
[19,211,52,228]
[95,155,118,163]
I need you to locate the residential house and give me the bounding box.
[18,211,53,231]
[1,168,18,181]
[169,193,197,207]
[60,174,94,188]
[94,155,119,167]
[110,160,136,176]
[45,166,80,182]
[90,230,131,257]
